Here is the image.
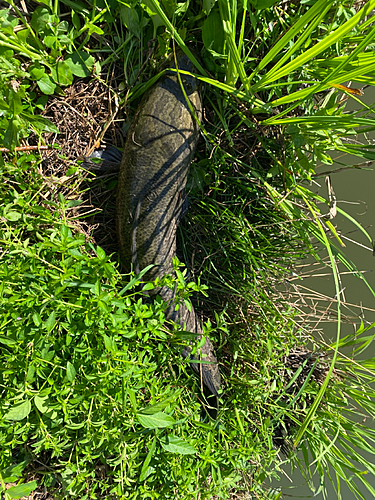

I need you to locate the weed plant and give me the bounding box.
[1,0,375,499]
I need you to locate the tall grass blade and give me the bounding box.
[294,196,341,446]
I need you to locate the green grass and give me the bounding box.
[1,0,375,499]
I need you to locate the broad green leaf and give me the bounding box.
[9,88,22,116]
[86,22,104,36]
[138,411,176,429]
[202,9,225,56]
[103,334,116,353]
[44,35,58,48]
[34,395,49,413]
[0,96,9,111]
[20,113,59,133]
[0,335,17,345]
[141,0,164,36]
[120,4,146,38]
[140,397,176,415]
[142,282,154,291]
[4,400,31,421]
[4,118,21,149]
[45,311,56,332]
[0,9,19,34]
[0,461,27,482]
[37,74,56,95]
[66,361,76,382]
[139,437,156,481]
[71,10,81,30]
[127,388,137,412]
[33,312,42,326]
[65,51,95,77]
[6,481,38,499]
[160,434,196,454]
[31,8,58,33]
[203,0,216,15]
[4,211,21,221]
[51,61,73,86]
[96,245,106,260]
[66,199,83,208]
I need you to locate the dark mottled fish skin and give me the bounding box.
[116,51,222,399]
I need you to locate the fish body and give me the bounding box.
[116,51,221,398]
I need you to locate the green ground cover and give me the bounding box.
[1,0,375,498]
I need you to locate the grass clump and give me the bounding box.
[1,0,375,499]
[0,162,284,499]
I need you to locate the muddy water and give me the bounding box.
[275,89,375,498]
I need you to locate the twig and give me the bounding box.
[0,145,52,152]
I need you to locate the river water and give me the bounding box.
[274,89,375,498]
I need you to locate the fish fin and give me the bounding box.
[80,145,122,171]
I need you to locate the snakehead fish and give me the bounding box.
[116,50,221,399]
